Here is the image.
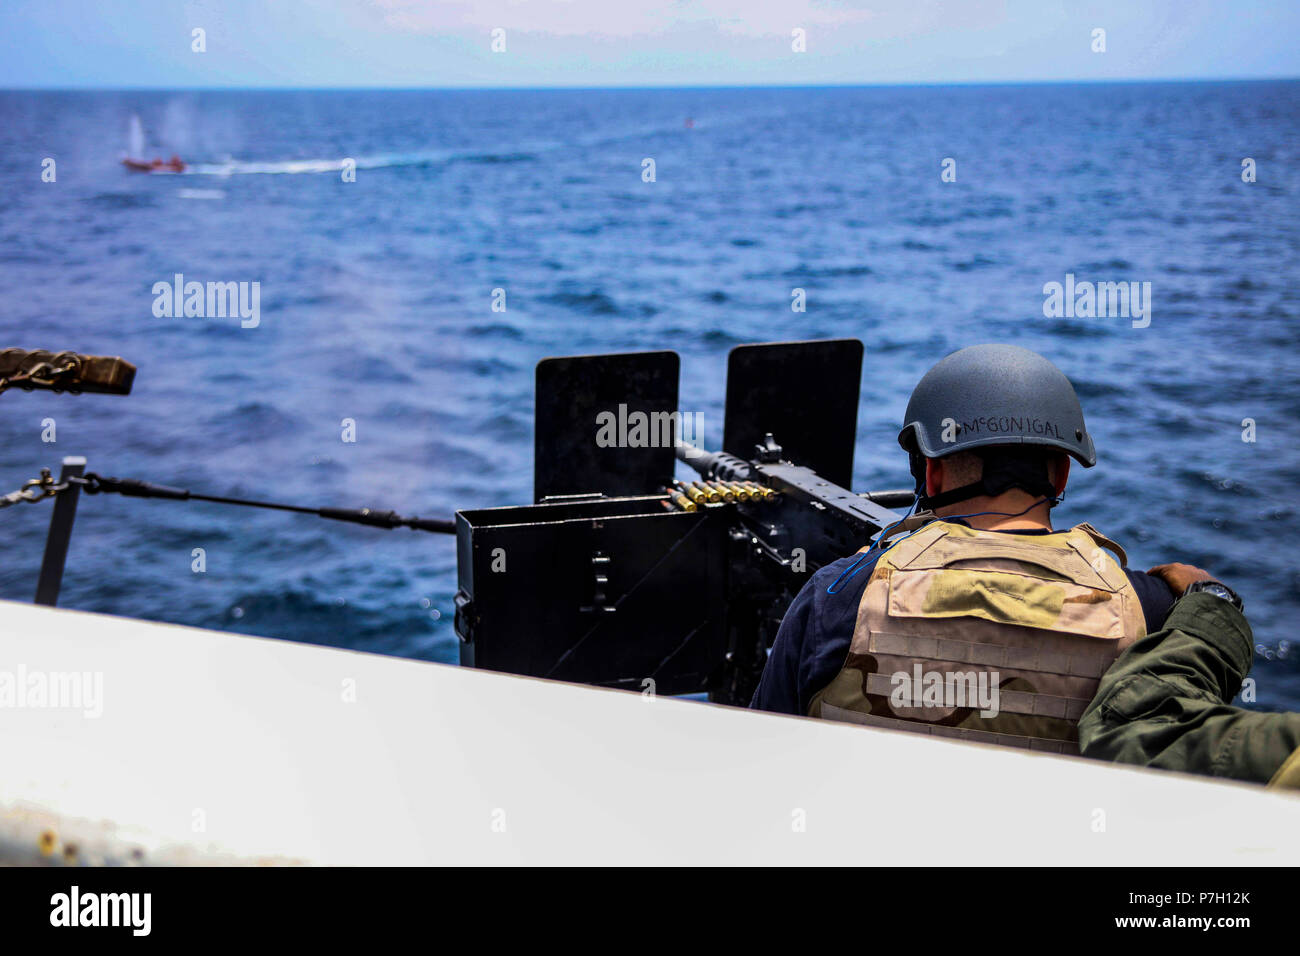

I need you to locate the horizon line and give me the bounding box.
[3,74,1298,94]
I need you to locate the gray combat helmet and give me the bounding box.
[898,344,1096,468]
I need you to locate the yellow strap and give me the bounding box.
[1267,746,1300,791]
[1072,522,1129,568]
[878,511,940,542]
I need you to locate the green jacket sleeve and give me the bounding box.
[1078,591,1300,787]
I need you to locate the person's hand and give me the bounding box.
[1147,563,1213,595]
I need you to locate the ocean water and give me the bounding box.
[1,83,1297,710]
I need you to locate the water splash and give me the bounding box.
[128,114,145,157]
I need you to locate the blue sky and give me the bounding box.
[3,0,1297,88]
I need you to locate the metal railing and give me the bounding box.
[34,456,85,606]
[9,455,455,608]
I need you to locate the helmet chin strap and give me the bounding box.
[913,450,1060,512]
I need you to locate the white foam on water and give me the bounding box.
[185,150,459,176]
[175,116,730,177]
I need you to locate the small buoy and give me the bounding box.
[684,117,694,128]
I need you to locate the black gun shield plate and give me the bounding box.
[535,350,680,502]
[723,339,863,488]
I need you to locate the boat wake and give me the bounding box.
[184,148,537,176]
[123,108,750,178]
[176,116,737,176]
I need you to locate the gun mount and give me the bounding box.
[453,339,913,706]
[0,348,136,395]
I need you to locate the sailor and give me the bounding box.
[1079,564,1300,789]
[750,344,1185,755]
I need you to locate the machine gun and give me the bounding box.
[1,338,910,707]
[453,338,914,706]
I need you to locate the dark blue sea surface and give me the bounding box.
[1,83,1297,709]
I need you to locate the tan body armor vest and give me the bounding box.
[809,520,1146,755]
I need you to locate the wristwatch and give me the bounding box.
[1185,579,1244,613]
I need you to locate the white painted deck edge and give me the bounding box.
[1,598,1295,865]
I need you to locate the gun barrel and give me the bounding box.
[677,441,912,512]
[674,440,755,481]
[861,489,916,509]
